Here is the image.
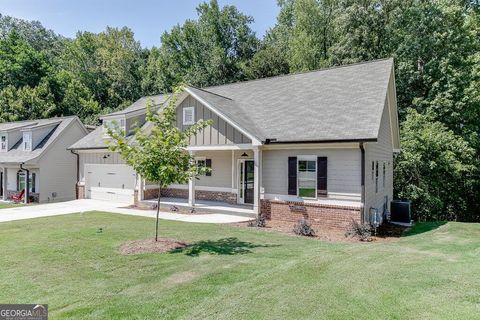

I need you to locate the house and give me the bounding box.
[0,117,88,203]
[69,59,400,230]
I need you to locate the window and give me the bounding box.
[195,157,206,176]
[298,157,316,198]
[0,135,6,151]
[16,171,35,192]
[103,118,126,137]
[382,162,386,188]
[23,132,32,151]
[183,107,195,125]
[375,161,379,193]
[371,161,375,181]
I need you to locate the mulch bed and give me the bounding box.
[119,238,190,255]
[233,220,409,243]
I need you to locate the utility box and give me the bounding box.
[391,200,411,223]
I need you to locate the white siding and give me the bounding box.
[364,101,394,221]
[37,121,87,202]
[262,148,361,201]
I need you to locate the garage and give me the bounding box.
[85,164,136,204]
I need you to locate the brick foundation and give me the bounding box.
[142,187,237,204]
[76,184,85,199]
[261,199,362,231]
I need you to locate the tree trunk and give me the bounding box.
[155,182,161,242]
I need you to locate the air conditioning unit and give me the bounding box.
[391,200,411,223]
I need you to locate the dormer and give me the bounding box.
[20,121,60,151]
[0,121,37,152]
[102,111,147,138]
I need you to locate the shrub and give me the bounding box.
[249,214,266,228]
[345,220,372,241]
[293,218,316,237]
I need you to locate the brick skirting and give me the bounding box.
[76,184,85,199]
[142,188,237,204]
[261,199,362,231]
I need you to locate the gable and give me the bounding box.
[176,95,251,146]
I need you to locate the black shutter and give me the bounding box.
[205,159,212,176]
[317,157,327,196]
[288,157,297,195]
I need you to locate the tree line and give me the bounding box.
[0,0,478,221]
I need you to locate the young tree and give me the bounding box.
[107,85,210,241]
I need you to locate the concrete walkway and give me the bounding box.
[0,199,254,224]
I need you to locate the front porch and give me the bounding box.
[141,197,255,218]
[1,167,39,204]
[138,144,263,214]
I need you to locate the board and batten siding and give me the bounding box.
[78,152,125,183]
[364,100,394,220]
[262,148,362,200]
[176,95,251,146]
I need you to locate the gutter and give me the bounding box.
[264,138,377,144]
[19,163,29,204]
[360,142,366,223]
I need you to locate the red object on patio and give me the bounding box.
[11,189,25,203]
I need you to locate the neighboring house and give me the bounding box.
[0,117,88,203]
[69,59,400,230]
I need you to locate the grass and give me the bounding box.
[0,212,479,319]
[0,201,25,209]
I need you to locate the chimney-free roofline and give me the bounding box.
[264,138,378,144]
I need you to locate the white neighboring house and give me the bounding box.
[0,117,88,203]
[69,59,400,230]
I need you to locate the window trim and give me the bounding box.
[23,131,32,151]
[183,106,195,125]
[297,155,317,199]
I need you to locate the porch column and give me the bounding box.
[136,174,144,202]
[2,168,7,201]
[253,147,262,215]
[188,151,195,207]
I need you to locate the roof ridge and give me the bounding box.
[188,86,233,101]
[202,58,394,91]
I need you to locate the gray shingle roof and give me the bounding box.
[72,58,393,149]
[0,117,80,164]
[68,126,108,150]
[101,94,169,117]
[199,58,393,142]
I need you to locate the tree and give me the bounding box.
[142,0,258,92]
[107,86,211,241]
[394,110,477,222]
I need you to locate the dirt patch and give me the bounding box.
[119,238,190,255]
[233,220,408,243]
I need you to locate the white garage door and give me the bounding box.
[85,164,136,204]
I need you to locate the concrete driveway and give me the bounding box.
[0,199,254,224]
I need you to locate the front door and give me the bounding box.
[238,160,254,204]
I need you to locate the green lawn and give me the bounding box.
[0,202,25,209]
[0,213,479,319]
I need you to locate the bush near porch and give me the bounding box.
[0,213,479,319]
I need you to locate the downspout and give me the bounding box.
[70,150,80,199]
[360,143,366,223]
[20,163,29,204]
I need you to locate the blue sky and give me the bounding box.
[0,0,280,47]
